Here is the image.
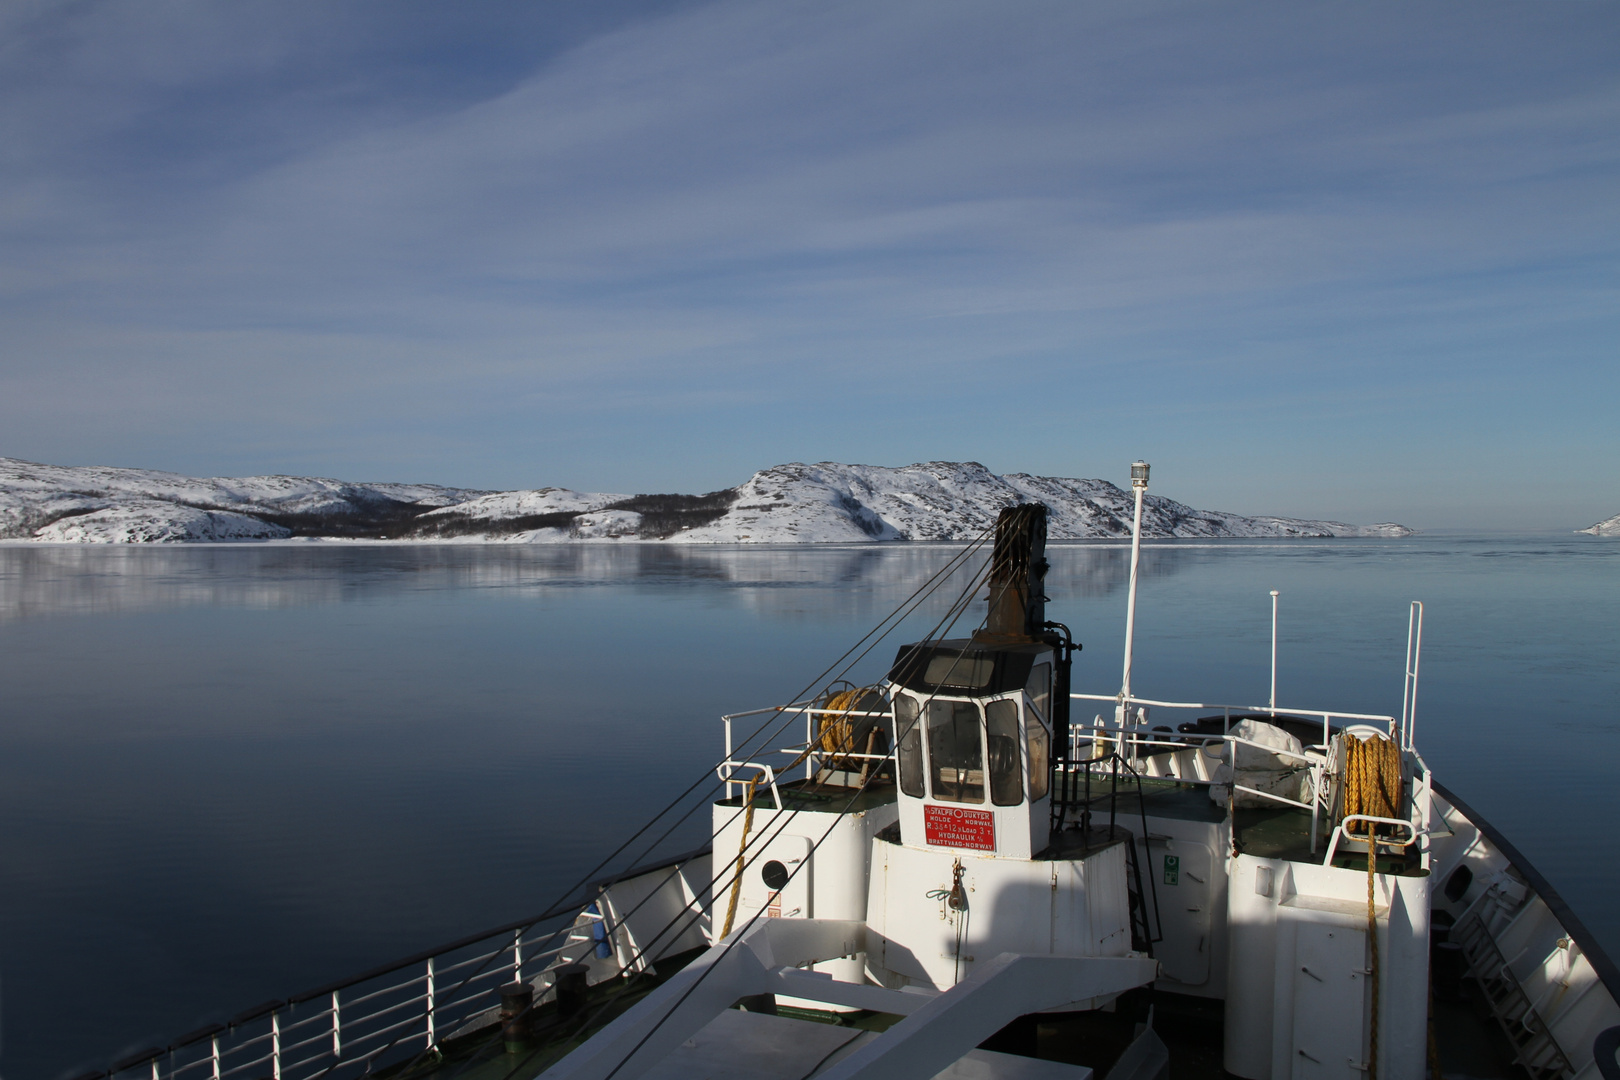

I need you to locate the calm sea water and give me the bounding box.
[0,537,1616,1079]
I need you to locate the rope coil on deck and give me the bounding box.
[816,687,867,756]
[719,682,885,938]
[1343,733,1402,828]
[814,685,887,774]
[1342,732,1404,1080]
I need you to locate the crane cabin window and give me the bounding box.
[986,699,1023,806]
[895,694,924,799]
[1026,662,1051,720]
[923,653,995,690]
[1027,710,1050,800]
[926,700,984,803]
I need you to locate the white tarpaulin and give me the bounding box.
[1208,719,1313,808]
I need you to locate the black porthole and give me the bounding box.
[1444,864,1473,904]
[761,860,790,891]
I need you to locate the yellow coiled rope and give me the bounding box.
[1342,733,1404,1080]
[719,684,883,939]
[816,688,869,759]
[1343,733,1402,826]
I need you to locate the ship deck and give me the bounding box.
[717,777,900,815]
[1081,775,1426,875]
[347,778,1555,1080]
[1235,804,1426,875]
[374,977,1524,1080]
[1077,774,1227,825]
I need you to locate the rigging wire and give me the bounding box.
[327,528,999,1080]
[572,526,998,968]
[594,573,996,1080]
[395,600,980,1080]
[484,546,1002,1080]
[587,526,1000,950]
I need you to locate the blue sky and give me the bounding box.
[2,0,1615,529]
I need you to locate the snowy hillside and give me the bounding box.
[0,458,486,543]
[1577,512,1620,536]
[0,457,1411,544]
[668,462,1409,543]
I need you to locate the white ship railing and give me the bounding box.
[88,902,594,1080]
[719,700,891,804]
[1070,691,1399,746]
[719,690,1427,864]
[720,691,1425,868]
[1065,692,1427,863]
[1322,814,1418,864]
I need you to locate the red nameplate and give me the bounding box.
[923,804,995,851]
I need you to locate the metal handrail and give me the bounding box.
[339,990,429,1025]
[433,945,511,978]
[771,746,889,759]
[277,1028,334,1058]
[1232,784,1315,811]
[338,1010,428,1047]
[218,1051,273,1079]
[1323,814,1419,865]
[718,700,815,722]
[340,974,426,1010]
[715,761,783,808]
[86,893,590,1080]
[1401,601,1424,752]
[426,966,508,998]
[1071,692,1398,750]
[275,1009,332,1035]
[1070,691,1396,725]
[96,676,1419,1080]
[1067,723,1435,862]
[1224,734,1323,766]
[723,695,894,789]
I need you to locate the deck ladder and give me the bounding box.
[1453,910,1574,1080]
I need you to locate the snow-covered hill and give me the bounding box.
[1577,512,1620,536]
[0,458,487,543]
[664,462,1408,542]
[0,457,1411,544]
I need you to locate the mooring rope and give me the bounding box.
[1368,837,1380,1080]
[817,687,871,762]
[1342,732,1403,1080]
[718,775,761,939]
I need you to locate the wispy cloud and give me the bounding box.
[0,0,1615,525]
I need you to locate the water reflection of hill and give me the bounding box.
[0,542,1195,624]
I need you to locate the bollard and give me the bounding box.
[553,962,590,1022]
[500,982,535,1053]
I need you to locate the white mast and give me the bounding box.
[1269,589,1280,715]
[1118,461,1150,739]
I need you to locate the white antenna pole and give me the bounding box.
[1119,462,1150,734]
[1269,590,1280,715]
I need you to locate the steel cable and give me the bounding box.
[292,532,998,1080]
[351,528,1000,1080]
[495,545,1002,1080]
